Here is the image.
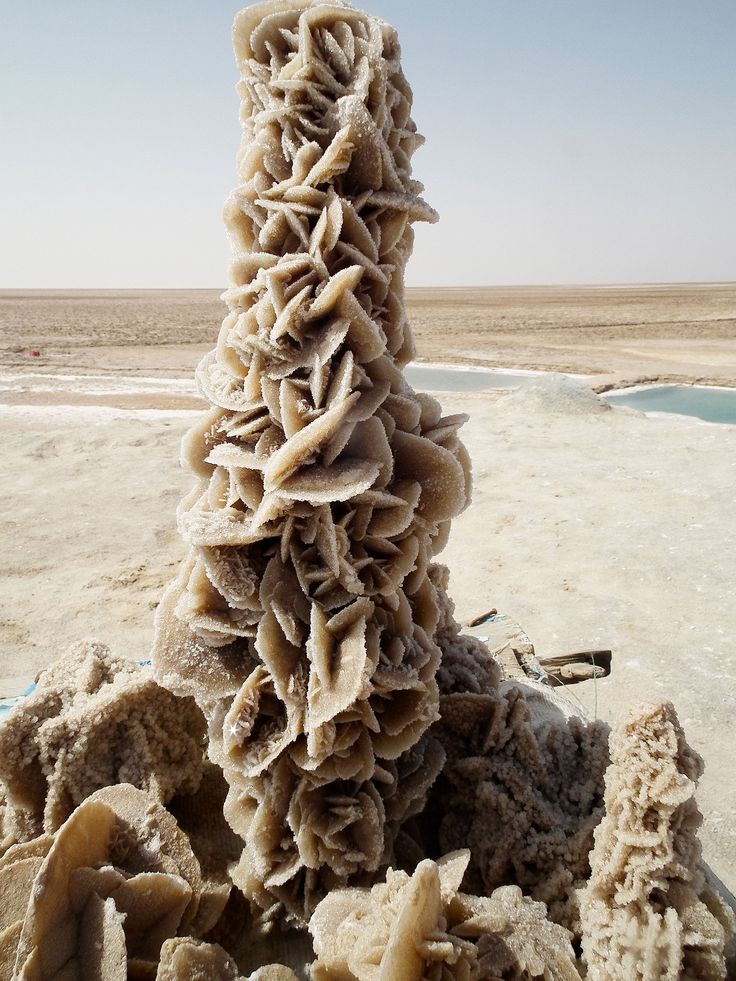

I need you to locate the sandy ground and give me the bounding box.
[1,286,735,884]
[408,284,736,389]
[0,377,734,887]
[2,284,735,388]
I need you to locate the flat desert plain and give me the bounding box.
[1,282,735,387]
[1,284,735,887]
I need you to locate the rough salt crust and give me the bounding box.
[3,784,233,980]
[156,936,298,980]
[0,641,206,849]
[422,687,610,937]
[430,563,502,697]
[580,702,735,980]
[152,0,473,922]
[309,849,580,979]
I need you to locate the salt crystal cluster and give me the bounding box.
[0,641,205,848]
[157,937,297,980]
[309,849,580,979]
[426,687,610,936]
[152,0,472,922]
[580,702,735,980]
[0,785,234,979]
[3,3,733,979]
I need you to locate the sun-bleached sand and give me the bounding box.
[2,283,735,389]
[1,375,734,888]
[1,285,735,885]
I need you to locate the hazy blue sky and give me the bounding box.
[1,0,734,287]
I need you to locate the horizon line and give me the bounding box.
[1,280,734,294]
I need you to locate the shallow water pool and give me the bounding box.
[604,385,736,425]
[405,364,736,425]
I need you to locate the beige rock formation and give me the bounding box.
[151,0,473,924]
[1,784,232,979]
[0,641,205,849]
[309,849,580,979]
[156,936,297,981]
[425,687,610,936]
[580,702,735,980]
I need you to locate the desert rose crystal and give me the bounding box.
[580,702,735,980]
[152,0,472,923]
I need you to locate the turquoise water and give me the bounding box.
[604,385,736,425]
[405,365,736,425]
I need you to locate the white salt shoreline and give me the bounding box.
[1,383,735,888]
[2,365,735,427]
[609,381,736,394]
[0,404,200,420]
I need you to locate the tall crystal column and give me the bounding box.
[153,0,471,924]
